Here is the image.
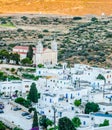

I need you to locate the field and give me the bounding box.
[0,0,112,16]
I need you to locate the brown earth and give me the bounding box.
[0,0,112,16]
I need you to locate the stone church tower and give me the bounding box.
[35,39,57,66]
[35,40,43,65]
[51,39,58,64]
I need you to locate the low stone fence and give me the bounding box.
[0,116,22,129]
[9,100,28,112]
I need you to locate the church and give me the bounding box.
[13,39,57,66]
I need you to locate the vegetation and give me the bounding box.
[74,99,81,107]
[39,115,53,130]
[27,45,33,61]
[73,17,82,20]
[58,117,76,130]
[22,73,39,80]
[0,121,6,130]
[13,127,23,130]
[32,110,39,129]
[28,83,40,103]
[0,15,112,67]
[38,64,44,68]
[85,102,100,114]
[72,117,81,128]
[21,58,32,66]
[15,97,31,108]
[99,119,109,127]
[97,74,105,80]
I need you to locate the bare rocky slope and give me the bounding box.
[0,0,112,16]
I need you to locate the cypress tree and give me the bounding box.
[32,110,38,128]
[27,45,33,61]
[28,82,40,103]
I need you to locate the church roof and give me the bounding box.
[13,46,51,53]
[13,46,36,50]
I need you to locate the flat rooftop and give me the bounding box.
[98,102,112,106]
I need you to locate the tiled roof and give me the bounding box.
[13,46,36,50]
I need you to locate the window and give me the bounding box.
[25,85,29,88]
[83,121,86,125]
[3,87,6,89]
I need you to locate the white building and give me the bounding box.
[13,39,57,66]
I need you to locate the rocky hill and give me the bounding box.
[0,14,112,67]
[0,0,112,16]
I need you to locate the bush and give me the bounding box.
[38,34,43,38]
[73,17,82,20]
[17,28,24,32]
[74,99,81,107]
[0,121,6,130]
[85,102,100,114]
[43,29,49,32]
[15,97,31,108]
[91,17,98,22]
[21,16,28,21]
[10,68,15,72]
[99,119,109,127]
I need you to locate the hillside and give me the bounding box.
[0,14,112,67]
[0,0,112,16]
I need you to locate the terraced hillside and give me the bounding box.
[0,0,112,16]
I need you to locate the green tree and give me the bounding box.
[10,53,20,64]
[10,68,15,73]
[32,110,39,128]
[85,102,100,114]
[0,121,5,130]
[15,97,31,108]
[28,83,40,103]
[13,127,23,130]
[0,49,9,63]
[74,99,81,107]
[38,64,44,68]
[58,117,76,130]
[91,17,98,22]
[72,117,81,128]
[99,119,109,127]
[97,74,105,80]
[15,97,26,105]
[39,115,53,130]
[27,45,33,61]
[21,58,32,66]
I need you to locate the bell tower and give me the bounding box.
[36,40,43,53]
[51,38,58,65]
[51,38,57,52]
[35,40,43,66]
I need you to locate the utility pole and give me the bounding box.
[52,105,57,130]
[103,79,106,98]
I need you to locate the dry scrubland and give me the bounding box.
[0,14,112,67]
[0,0,112,15]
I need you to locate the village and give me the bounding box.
[0,40,112,130]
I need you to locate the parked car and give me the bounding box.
[21,112,29,116]
[0,109,4,113]
[13,107,22,111]
[26,115,32,119]
[0,103,4,109]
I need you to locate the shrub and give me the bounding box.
[73,17,82,20]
